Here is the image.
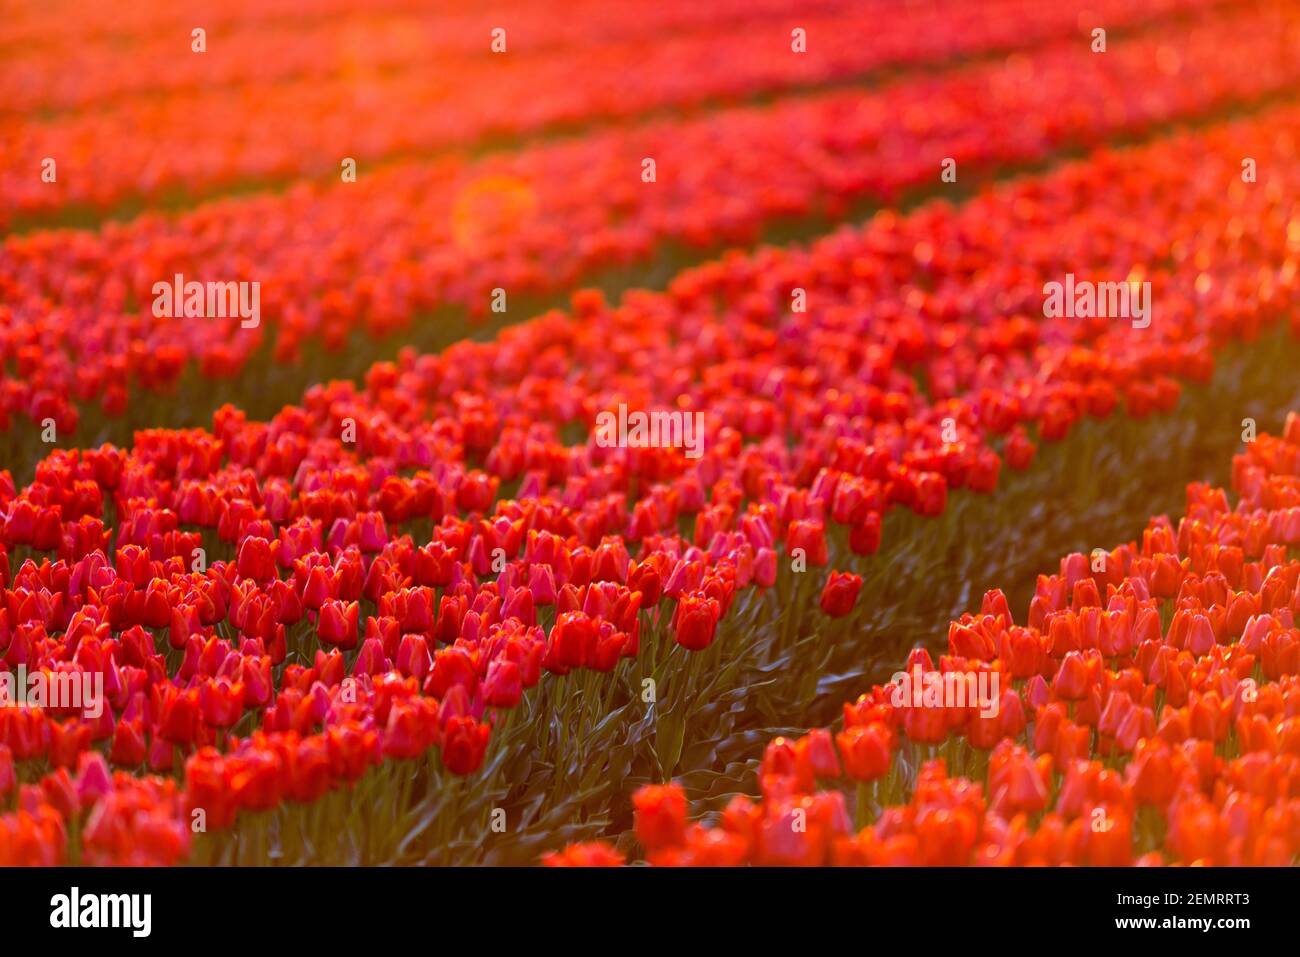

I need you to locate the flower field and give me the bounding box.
[3,0,1300,878]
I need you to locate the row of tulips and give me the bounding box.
[0,0,850,53]
[3,346,1290,865]
[4,0,1298,452]
[8,86,1300,523]
[2,97,1300,861]
[0,0,440,47]
[1,0,1233,228]
[554,417,1300,865]
[3,0,861,114]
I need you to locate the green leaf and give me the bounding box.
[654,707,686,778]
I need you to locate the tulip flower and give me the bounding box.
[542,842,627,867]
[819,570,863,618]
[440,717,490,776]
[836,724,893,782]
[316,600,359,650]
[634,783,689,852]
[672,593,720,651]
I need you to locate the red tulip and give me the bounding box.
[482,658,523,708]
[634,783,688,852]
[819,570,863,618]
[786,520,829,567]
[317,600,359,650]
[672,593,720,651]
[836,723,893,782]
[441,716,490,776]
[542,842,626,867]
